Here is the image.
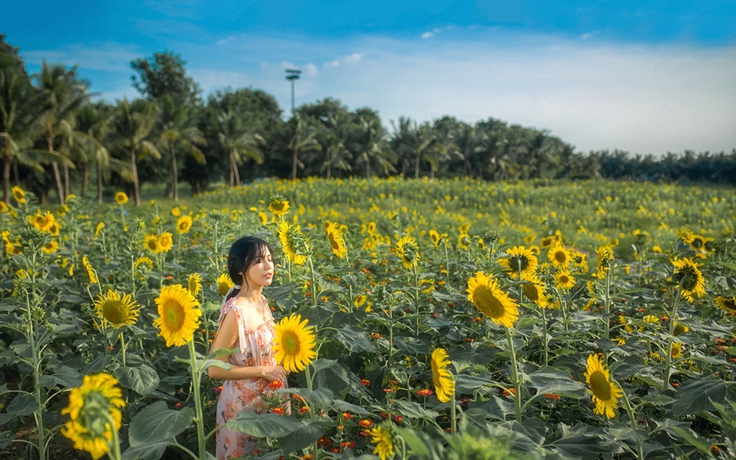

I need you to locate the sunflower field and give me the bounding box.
[1,177,736,460]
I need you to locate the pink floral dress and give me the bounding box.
[215,296,287,459]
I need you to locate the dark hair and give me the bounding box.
[224,236,274,302]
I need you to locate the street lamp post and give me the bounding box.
[285,69,301,115]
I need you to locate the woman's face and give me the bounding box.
[243,247,274,288]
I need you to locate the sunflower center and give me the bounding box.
[283,331,301,354]
[329,233,340,250]
[589,371,611,400]
[102,300,128,325]
[511,255,528,272]
[473,286,505,319]
[674,267,698,291]
[559,275,570,285]
[164,300,185,332]
[148,240,158,250]
[554,251,567,263]
[522,283,539,302]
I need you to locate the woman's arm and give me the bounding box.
[207,310,286,382]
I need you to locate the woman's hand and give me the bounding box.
[261,365,287,381]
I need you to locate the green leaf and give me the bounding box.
[115,364,160,395]
[122,440,171,460]
[84,354,114,374]
[394,336,430,355]
[128,401,194,447]
[306,388,334,410]
[5,392,38,417]
[48,366,83,389]
[528,367,585,396]
[335,327,377,353]
[393,400,439,419]
[206,347,240,359]
[671,378,727,416]
[226,412,303,438]
[278,421,325,457]
[310,358,336,375]
[201,360,232,372]
[395,427,436,457]
[330,399,370,416]
[670,426,714,455]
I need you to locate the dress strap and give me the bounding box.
[218,297,249,354]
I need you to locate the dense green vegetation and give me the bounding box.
[2,35,735,207]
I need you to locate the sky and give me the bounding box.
[2,1,736,154]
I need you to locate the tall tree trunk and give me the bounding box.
[97,161,103,204]
[48,137,65,204]
[130,147,140,206]
[2,157,10,204]
[291,147,298,180]
[13,159,19,185]
[414,150,421,179]
[81,163,89,198]
[170,141,178,201]
[230,153,240,186]
[63,161,70,198]
[326,165,331,179]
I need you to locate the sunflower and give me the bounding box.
[584,354,622,419]
[522,276,549,308]
[176,215,193,234]
[548,243,571,268]
[6,240,22,256]
[268,195,290,219]
[171,206,181,217]
[431,347,455,403]
[56,204,69,216]
[326,221,347,258]
[369,423,396,460]
[47,221,60,236]
[540,235,558,248]
[134,256,154,271]
[153,284,201,347]
[678,229,695,245]
[457,232,471,250]
[11,186,26,204]
[216,273,234,296]
[595,245,614,279]
[671,342,683,359]
[672,258,706,301]
[273,313,317,372]
[277,221,307,265]
[715,296,736,313]
[258,211,268,226]
[158,231,173,252]
[30,211,56,232]
[554,269,576,290]
[499,246,538,280]
[395,235,420,270]
[61,373,125,460]
[42,240,59,254]
[0,201,8,213]
[571,249,589,273]
[144,234,162,254]
[93,290,140,328]
[673,321,690,336]
[94,222,105,239]
[114,192,128,205]
[82,256,98,284]
[354,294,368,308]
[429,229,444,248]
[466,272,518,328]
[188,273,202,296]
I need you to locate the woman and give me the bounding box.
[208,236,288,459]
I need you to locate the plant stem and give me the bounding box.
[662,288,682,391]
[450,386,457,434]
[604,268,612,340]
[619,382,644,460]
[28,250,46,460]
[505,326,522,422]
[541,306,549,366]
[103,411,122,460]
[187,340,207,460]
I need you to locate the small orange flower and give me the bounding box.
[417,388,433,397]
[359,419,373,429]
[271,407,284,415]
[269,380,283,390]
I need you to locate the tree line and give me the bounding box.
[2,36,734,205]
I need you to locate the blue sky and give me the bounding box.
[2,1,735,154]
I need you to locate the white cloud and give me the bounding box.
[23,42,139,72]
[421,32,435,39]
[343,53,363,64]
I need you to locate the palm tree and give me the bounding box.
[286,115,320,180]
[159,95,205,200]
[34,62,89,203]
[74,103,130,202]
[216,108,264,187]
[111,98,160,206]
[350,109,394,178]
